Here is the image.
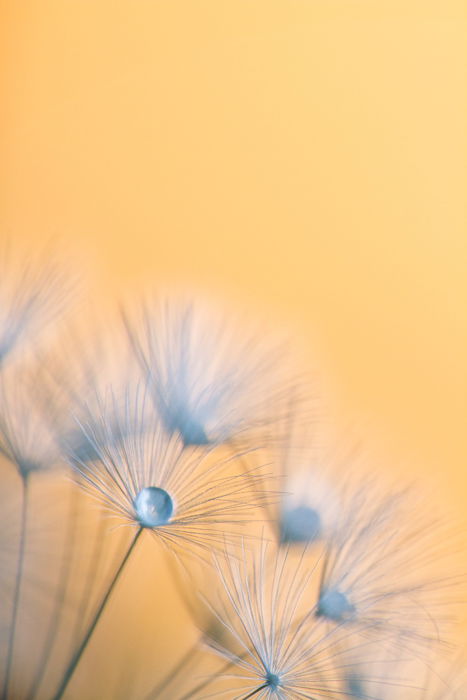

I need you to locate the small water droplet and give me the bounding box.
[134,487,174,527]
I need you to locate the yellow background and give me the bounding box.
[1,0,466,689]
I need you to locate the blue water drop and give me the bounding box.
[317,588,355,622]
[280,506,322,544]
[134,487,174,527]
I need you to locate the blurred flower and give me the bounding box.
[0,365,61,480]
[314,484,460,651]
[35,318,146,467]
[0,244,76,366]
[279,464,342,546]
[122,298,297,448]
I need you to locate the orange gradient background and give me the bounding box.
[1,0,466,692]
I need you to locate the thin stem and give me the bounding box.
[52,527,143,700]
[242,684,268,700]
[144,637,201,700]
[177,658,235,700]
[2,474,30,700]
[70,505,108,647]
[26,479,80,700]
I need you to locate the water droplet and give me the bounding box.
[317,588,355,622]
[134,487,174,527]
[280,506,322,544]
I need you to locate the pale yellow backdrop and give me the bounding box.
[1,0,466,683]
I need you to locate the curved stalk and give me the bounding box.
[26,479,80,700]
[2,475,30,700]
[144,637,201,700]
[52,527,143,700]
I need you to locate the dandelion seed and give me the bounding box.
[314,482,461,652]
[0,365,61,480]
[122,298,295,448]
[53,381,271,700]
[0,244,75,365]
[35,320,144,467]
[317,588,356,622]
[278,462,342,546]
[200,539,373,699]
[69,382,271,554]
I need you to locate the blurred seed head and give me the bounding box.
[0,364,62,479]
[122,297,301,449]
[314,481,464,652]
[0,243,77,366]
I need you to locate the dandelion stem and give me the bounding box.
[144,636,202,699]
[242,685,268,700]
[177,658,235,700]
[2,474,30,700]
[26,479,80,700]
[69,506,108,648]
[52,527,143,700]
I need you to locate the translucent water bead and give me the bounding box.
[280,506,322,544]
[134,487,174,528]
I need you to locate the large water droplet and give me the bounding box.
[280,506,322,544]
[317,588,355,622]
[134,487,174,527]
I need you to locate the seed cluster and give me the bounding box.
[0,250,465,700]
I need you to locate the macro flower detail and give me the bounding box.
[123,299,292,448]
[134,486,174,527]
[0,246,75,365]
[316,588,356,622]
[68,383,270,554]
[314,485,459,651]
[201,540,367,699]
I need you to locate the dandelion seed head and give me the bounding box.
[0,364,61,478]
[280,504,322,544]
[279,464,341,546]
[317,588,355,622]
[134,486,174,528]
[0,243,76,365]
[123,297,296,449]
[70,382,270,555]
[315,479,464,651]
[165,406,210,447]
[204,540,369,699]
[265,671,281,690]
